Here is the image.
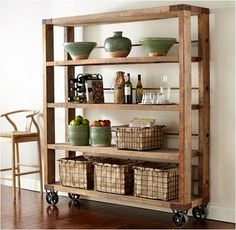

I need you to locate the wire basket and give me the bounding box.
[58,156,94,189]
[94,158,138,195]
[133,162,179,201]
[116,125,164,151]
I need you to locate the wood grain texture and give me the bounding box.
[178,10,192,205]
[42,5,209,27]
[2,185,234,229]
[47,143,199,161]
[46,56,200,66]
[49,183,202,209]
[64,26,76,158]
[42,24,55,184]
[169,4,209,14]
[198,13,210,203]
[47,102,199,111]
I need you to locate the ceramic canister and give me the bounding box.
[68,125,89,146]
[104,31,132,58]
[90,126,112,146]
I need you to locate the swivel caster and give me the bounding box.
[192,204,208,220]
[46,190,59,205]
[172,210,189,228]
[68,193,80,201]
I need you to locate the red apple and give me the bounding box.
[104,120,111,126]
[100,121,107,127]
[92,120,101,127]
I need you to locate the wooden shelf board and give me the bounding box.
[46,183,203,209]
[43,5,209,26]
[47,143,199,161]
[46,56,200,67]
[47,103,199,111]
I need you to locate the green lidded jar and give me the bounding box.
[104,31,132,58]
[68,125,89,146]
[90,126,112,146]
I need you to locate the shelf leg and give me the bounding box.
[198,13,210,204]
[64,26,76,158]
[178,10,192,205]
[43,23,55,184]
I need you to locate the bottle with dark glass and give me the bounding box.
[136,74,143,104]
[124,73,132,104]
[70,85,85,93]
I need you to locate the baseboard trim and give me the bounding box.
[1,179,235,223]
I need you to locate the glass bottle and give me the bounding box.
[125,73,133,104]
[160,75,171,104]
[136,74,143,104]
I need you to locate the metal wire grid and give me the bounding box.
[94,158,136,195]
[134,162,179,201]
[116,126,163,150]
[59,156,94,189]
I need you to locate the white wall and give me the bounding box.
[0,0,235,223]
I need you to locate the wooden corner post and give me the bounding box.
[43,23,55,185]
[198,13,210,204]
[178,10,192,205]
[64,27,76,157]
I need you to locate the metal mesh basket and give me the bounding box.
[58,156,94,189]
[133,162,179,201]
[94,158,138,195]
[116,125,164,151]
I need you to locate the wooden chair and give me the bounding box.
[0,110,43,202]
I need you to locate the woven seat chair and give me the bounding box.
[0,109,43,202]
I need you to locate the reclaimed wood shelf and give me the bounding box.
[46,56,200,67]
[47,102,199,111]
[46,183,203,209]
[44,5,209,26]
[43,4,210,226]
[47,143,199,161]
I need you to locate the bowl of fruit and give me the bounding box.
[68,115,90,146]
[90,120,111,147]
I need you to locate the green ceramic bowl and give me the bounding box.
[63,42,97,60]
[139,37,176,56]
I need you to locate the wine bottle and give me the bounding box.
[70,85,85,93]
[69,78,78,84]
[136,74,143,104]
[125,73,132,104]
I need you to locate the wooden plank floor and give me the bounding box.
[0,185,234,229]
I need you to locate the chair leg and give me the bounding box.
[37,137,43,195]
[15,143,21,192]
[12,139,16,202]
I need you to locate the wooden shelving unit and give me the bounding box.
[43,4,210,227]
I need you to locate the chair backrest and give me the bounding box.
[0,110,40,133]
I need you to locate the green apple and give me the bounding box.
[82,119,89,126]
[75,115,83,124]
[70,119,79,126]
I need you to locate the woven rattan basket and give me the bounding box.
[116,125,164,151]
[94,158,137,195]
[58,156,94,189]
[133,162,179,201]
